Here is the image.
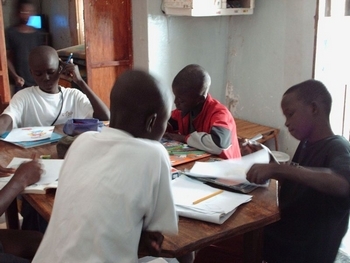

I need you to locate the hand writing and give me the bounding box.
[12,159,42,188]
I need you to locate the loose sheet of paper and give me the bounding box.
[186,149,270,184]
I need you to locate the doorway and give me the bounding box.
[314,0,350,258]
[314,0,350,140]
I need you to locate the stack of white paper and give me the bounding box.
[171,175,252,224]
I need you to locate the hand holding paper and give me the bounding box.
[186,149,270,185]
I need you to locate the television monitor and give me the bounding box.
[27,15,42,29]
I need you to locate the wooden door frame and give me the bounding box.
[0,3,10,104]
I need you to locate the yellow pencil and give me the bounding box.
[192,190,224,205]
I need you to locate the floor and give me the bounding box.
[1,214,349,262]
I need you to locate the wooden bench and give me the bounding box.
[235,118,280,150]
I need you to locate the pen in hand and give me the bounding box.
[66,53,73,63]
[59,53,74,78]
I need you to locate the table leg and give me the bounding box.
[5,199,20,230]
[243,228,264,263]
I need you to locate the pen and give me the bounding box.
[66,53,73,63]
[192,189,224,205]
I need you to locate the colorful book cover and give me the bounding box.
[161,138,211,166]
[1,128,63,149]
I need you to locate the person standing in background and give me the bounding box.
[6,0,45,93]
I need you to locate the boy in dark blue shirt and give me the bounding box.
[247,79,350,263]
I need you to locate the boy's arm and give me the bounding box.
[60,62,110,121]
[6,51,25,88]
[247,163,350,197]
[164,112,232,155]
[187,109,234,154]
[166,118,178,133]
[74,78,110,121]
[138,231,164,256]
[0,114,13,136]
[186,127,232,155]
[0,160,41,216]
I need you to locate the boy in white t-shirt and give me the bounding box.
[0,45,110,135]
[33,70,178,262]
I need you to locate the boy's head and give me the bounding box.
[172,64,211,115]
[109,70,172,141]
[29,45,61,94]
[16,0,36,25]
[281,79,332,141]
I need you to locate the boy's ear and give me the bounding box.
[146,113,158,133]
[310,101,319,115]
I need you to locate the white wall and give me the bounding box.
[133,0,318,157]
[227,1,317,155]
[134,0,230,100]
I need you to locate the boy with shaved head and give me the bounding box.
[247,79,350,263]
[0,45,109,135]
[165,64,241,159]
[33,70,178,262]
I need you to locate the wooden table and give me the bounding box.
[2,140,280,263]
[24,159,279,262]
[0,127,61,229]
[235,118,280,150]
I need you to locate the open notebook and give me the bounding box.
[0,157,64,194]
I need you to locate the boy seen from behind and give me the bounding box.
[247,79,350,263]
[165,64,241,159]
[0,45,110,135]
[33,70,178,262]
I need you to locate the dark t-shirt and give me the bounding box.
[264,135,350,263]
[5,26,44,87]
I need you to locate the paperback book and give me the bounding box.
[0,126,63,148]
